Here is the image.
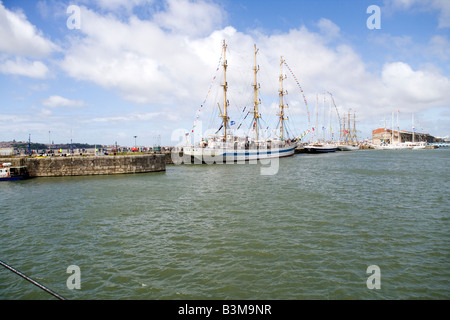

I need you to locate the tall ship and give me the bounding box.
[337,110,359,151]
[183,40,298,163]
[372,111,414,150]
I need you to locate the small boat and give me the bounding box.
[379,143,413,150]
[337,144,360,151]
[411,142,427,150]
[0,163,29,181]
[304,143,337,153]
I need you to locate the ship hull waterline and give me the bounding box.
[0,176,27,181]
[304,146,338,153]
[337,145,360,151]
[183,145,296,164]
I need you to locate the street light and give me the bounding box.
[133,136,137,152]
[28,133,31,155]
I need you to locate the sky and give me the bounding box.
[0,0,449,147]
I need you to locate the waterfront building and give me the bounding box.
[371,128,435,145]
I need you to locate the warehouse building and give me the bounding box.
[372,128,435,145]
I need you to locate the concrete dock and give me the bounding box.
[1,154,166,177]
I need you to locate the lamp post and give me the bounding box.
[28,134,31,155]
[134,136,137,152]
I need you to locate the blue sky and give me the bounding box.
[0,0,449,146]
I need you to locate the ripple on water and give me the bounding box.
[1,150,449,299]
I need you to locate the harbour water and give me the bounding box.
[0,149,449,300]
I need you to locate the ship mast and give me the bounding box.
[220,40,229,141]
[314,93,318,142]
[391,111,394,145]
[348,109,351,144]
[253,44,261,141]
[342,113,346,144]
[279,57,288,141]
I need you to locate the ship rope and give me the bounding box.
[283,60,311,132]
[187,51,224,144]
[0,259,66,300]
[326,92,342,142]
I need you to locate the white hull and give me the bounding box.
[380,144,413,150]
[373,143,413,150]
[410,142,428,150]
[337,144,359,151]
[304,143,337,153]
[183,144,296,163]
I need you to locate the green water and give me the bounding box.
[1,149,449,299]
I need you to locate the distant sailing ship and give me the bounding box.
[337,110,359,151]
[183,40,298,162]
[373,111,413,150]
[410,114,427,149]
[303,92,338,153]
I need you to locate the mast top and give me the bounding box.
[253,44,261,141]
[221,39,229,140]
[279,56,288,141]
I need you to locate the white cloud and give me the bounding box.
[384,0,450,28]
[0,109,67,141]
[39,108,53,116]
[58,2,450,127]
[59,4,226,108]
[0,57,49,79]
[42,95,87,108]
[317,18,341,41]
[370,33,413,48]
[153,0,224,37]
[382,62,450,107]
[52,2,450,142]
[88,0,154,12]
[1,1,448,144]
[0,2,58,57]
[87,111,164,123]
[433,0,450,28]
[0,2,58,79]
[429,35,450,61]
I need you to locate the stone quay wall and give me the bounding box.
[16,154,165,177]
